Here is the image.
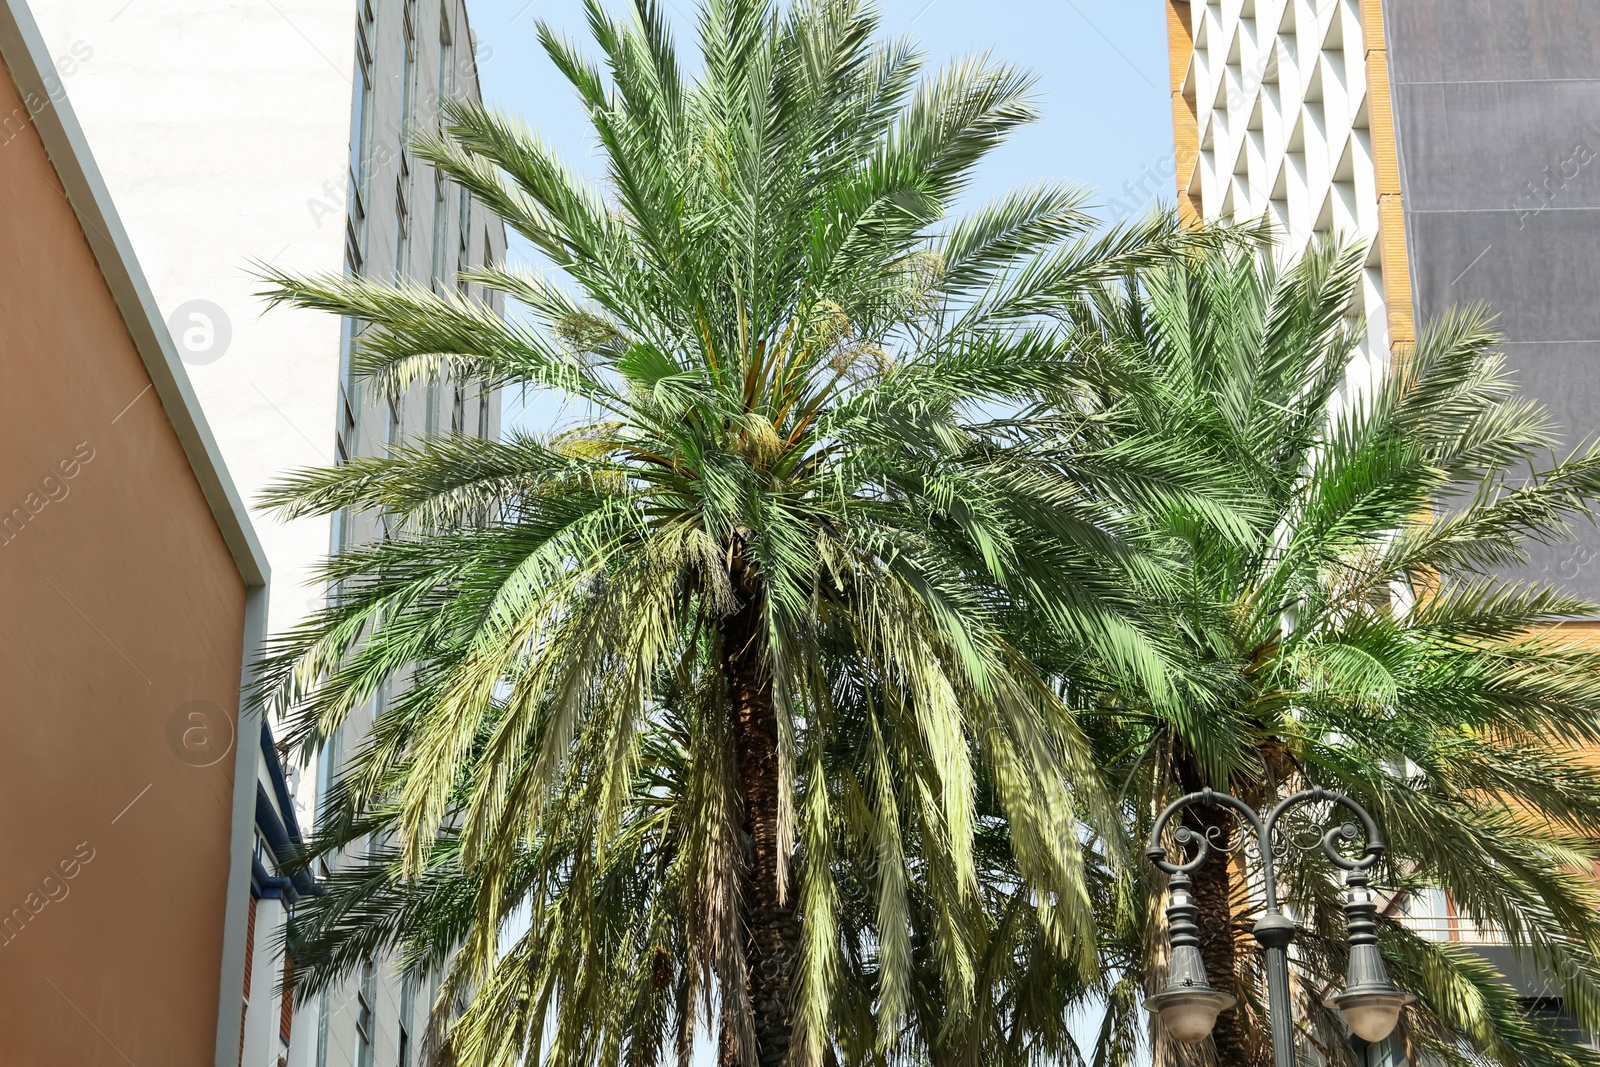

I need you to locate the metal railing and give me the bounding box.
[1393,912,1507,945]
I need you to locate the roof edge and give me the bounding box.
[0,0,269,589]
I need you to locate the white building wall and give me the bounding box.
[31,0,354,646]
[1182,0,1388,390]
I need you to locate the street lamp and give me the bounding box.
[1143,786,1416,1067]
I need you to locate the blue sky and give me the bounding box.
[466,0,1174,216]
[465,0,1176,439]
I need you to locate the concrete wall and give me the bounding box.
[1384,0,1600,603]
[0,45,249,1065]
[1171,0,1394,399]
[29,0,355,649]
[335,0,507,555]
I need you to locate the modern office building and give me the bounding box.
[27,0,508,1064]
[1164,0,1600,599]
[0,3,270,1062]
[1164,0,1600,1061]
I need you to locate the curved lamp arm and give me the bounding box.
[1146,785,1385,913]
[1264,785,1386,875]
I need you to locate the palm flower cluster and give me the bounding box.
[253,2,1600,1066]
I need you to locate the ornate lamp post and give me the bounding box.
[1143,786,1415,1067]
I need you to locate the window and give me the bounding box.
[346,3,376,277]
[335,378,359,466]
[315,986,331,1067]
[387,391,402,449]
[399,0,418,142]
[316,726,344,831]
[473,233,492,447]
[330,507,348,557]
[436,5,455,118]
[456,183,471,295]
[394,159,412,281]
[395,0,418,282]
[399,972,415,1067]
[356,959,377,1067]
[430,170,449,292]
[1360,1036,1402,1066]
[1523,1001,1599,1050]
[425,375,440,437]
[340,2,377,460]
[451,381,466,434]
[1399,887,1451,941]
[481,233,496,313]
[379,433,399,535]
[330,503,354,604]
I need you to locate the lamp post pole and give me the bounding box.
[1143,786,1415,1067]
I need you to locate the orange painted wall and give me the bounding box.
[0,57,246,1066]
[1166,1,1201,224]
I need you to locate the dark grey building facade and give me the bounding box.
[1387,0,1600,600]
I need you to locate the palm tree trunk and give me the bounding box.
[721,552,794,1067]
[1175,752,1267,1067]
[718,1013,739,1067]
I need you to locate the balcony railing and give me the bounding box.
[1393,913,1507,945]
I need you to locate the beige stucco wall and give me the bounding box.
[0,52,247,1066]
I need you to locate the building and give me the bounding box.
[26,0,507,648]
[0,1,271,1061]
[1163,0,1600,598]
[26,0,509,1064]
[1164,0,1600,1061]
[241,722,316,1067]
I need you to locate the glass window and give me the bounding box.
[436,4,454,115]
[330,506,350,561]
[399,0,418,142]
[356,959,376,1067]
[1524,1000,1598,1050]
[315,726,344,832]
[1361,1036,1401,1066]
[430,170,449,292]
[395,0,418,282]
[341,2,377,452]
[398,971,415,1067]
[394,160,412,281]
[347,6,375,264]
[1398,887,1450,942]
[483,232,498,314]
[315,986,331,1067]
[456,184,471,295]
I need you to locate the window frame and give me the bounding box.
[355,958,376,1067]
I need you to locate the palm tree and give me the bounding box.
[254,1,1191,1062]
[1070,238,1600,1067]
[283,679,1108,1067]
